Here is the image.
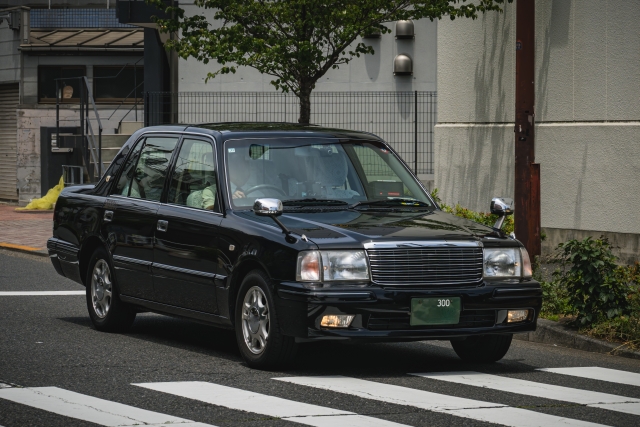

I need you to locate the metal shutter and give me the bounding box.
[0,83,18,201]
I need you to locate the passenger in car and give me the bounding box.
[202,176,217,210]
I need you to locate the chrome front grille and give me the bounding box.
[367,247,483,286]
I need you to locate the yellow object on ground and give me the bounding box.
[16,176,64,211]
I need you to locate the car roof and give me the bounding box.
[180,122,383,142]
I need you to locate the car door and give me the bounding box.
[152,137,223,314]
[104,135,179,300]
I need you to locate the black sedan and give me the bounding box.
[48,123,541,368]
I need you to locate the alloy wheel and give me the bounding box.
[241,286,270,354]
[91,259,112,319]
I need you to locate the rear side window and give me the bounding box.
[167,138,218,211]
[114,137,179,201]
[114,140,144,196]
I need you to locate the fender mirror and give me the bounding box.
[490,197,514,230]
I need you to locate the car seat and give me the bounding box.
[309,148,359,199]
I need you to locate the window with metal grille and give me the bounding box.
[93,66,144,104]
[38,66,86,104]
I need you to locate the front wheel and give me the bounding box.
[235,270,297,369]
[86,247,136,332]
[450,334,513,363]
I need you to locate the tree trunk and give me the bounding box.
[298,87,312,125]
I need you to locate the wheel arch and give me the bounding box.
[78,236,110,287]
[227,257,272,326]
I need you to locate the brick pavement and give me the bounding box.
[0,205,53,251]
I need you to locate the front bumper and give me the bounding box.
[275,280,542,341]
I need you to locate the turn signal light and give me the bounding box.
[507,309,529,323]
[320,315,355,328]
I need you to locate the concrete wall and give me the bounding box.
[178,1,437,93]
[435,0,640,262]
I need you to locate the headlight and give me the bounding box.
[296,250,369,282]
[483,248,522,277]
[520,247,533,278]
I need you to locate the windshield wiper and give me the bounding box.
[282,198,349,207]
[350,198,432,209]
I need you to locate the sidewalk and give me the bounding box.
[0,205,52,256]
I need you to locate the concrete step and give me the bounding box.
[118,121,144,134]
[93,162,113,179]
[100,147,120,163]
[100,134,130,149]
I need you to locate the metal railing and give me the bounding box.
[55,77,103,180]
[145,91,437,175]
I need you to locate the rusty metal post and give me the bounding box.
[529,163,541,257]
[515,0,539,257]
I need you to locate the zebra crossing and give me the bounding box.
[1,366,640,427]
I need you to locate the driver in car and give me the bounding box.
[228,152,253,199]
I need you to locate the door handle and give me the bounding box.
[157,220,168,232]
[103,210,114,222]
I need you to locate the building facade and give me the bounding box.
[178,1,437,93]
[435,0,640,263]
[0,2,144,204]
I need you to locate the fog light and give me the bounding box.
[320,315,355,328]
[507,310,529,323]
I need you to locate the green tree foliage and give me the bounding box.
[430,188,515,234]
[148,0,510,123]
[554,237,632,326]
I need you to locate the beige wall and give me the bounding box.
[435,0,640,259]
[178,1,437,93]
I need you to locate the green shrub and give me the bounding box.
[553,237,632,326]
[430,188,515,235]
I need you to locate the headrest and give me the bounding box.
[312,150,348,187]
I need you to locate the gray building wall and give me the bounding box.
[435,0,640,263]
[178,1,437,93]
[0,24,20,86]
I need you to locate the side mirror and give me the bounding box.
[253,198,297,243]
[253,198,283,216]
[490,197,514,230]
[490,197,514,216]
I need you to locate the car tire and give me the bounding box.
[235,269,297,369]
[85,246,136,332]
[450,334,513,363]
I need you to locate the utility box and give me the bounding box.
[40,127,82,194]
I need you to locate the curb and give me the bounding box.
[0,243,48,258]
[515,318,640,360]
[12,209,54,215]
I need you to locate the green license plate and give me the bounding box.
[410,297,461,326]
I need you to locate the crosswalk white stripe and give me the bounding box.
[276,375,608,427]
[0,291,85,296]
[413,371,640,416]
[0,386,215,427]
[538,367,640,387]
[134,381,410,427]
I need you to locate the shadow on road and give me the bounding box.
[58,314,539,376]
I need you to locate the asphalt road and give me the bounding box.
[1,248,640,427]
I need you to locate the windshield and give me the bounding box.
[224,138,434,209]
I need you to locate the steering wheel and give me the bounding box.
[243,184,287,197]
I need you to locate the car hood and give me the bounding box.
[236,209,508,248]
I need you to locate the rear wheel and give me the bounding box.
[451,334,513,363]
[235,269,297,369]
[86,247,136,332]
